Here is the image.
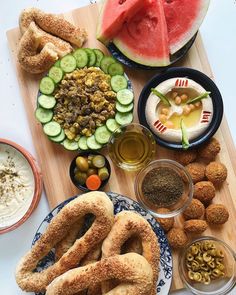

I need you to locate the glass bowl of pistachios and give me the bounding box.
[179,236,236,295]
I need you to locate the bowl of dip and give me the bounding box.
[0,139,42,234]
[138,67,223,150]
[134,159,193,218]
[179,236,236,295]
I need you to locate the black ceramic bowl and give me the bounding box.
[69,151,111,192]
[138,67,224,150]
[108,34,197,70]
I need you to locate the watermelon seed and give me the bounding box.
[119,0,126,4]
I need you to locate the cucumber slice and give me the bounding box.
[106,118,120,133]
[73,49,88,68]
[117,89,134,105]
[48,129,65,143]
[115,112,133,125]
[54,60,61,67]
[35,107,53,123]
[100,56,116,73]
[39,77,55,95]
[116,102,134,113]
[111,75,128,92]
[63,139,79,151]
[94,49,104,67]
[43,121,61,137]
[87,135,102,150]
[38,94,56,109]
[60,55,77,73]
[85,49,96,67]
[78,136,89,150]
[48,66,63,83]
[95,125,112,144]
[108,63,124,76]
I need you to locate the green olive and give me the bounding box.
[87,168,98,177]
[76,156,89,172]
[92,155,106,168]
[75,171,87,185]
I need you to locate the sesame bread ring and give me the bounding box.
[19,7,87,47]
[17,22,72,74]
[101,211,160,295]
[46,253,153,295]
[17,22,58,74]
[15,192,114,293]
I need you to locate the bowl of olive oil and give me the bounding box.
[108,123,156,171]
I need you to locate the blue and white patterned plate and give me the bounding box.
[32,192,173,295]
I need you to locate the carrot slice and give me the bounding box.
[86,174,102,190]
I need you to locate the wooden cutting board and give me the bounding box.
[6,3,236,292]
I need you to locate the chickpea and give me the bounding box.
[161,108,170,115]
[189,104,195,110]
[171,91,178,99]
[175,96,182,105]
[183,105,191,115]
[165,120,174,129]
[181,94,188,102]
[195,102,201,108]
[160,114,167,122]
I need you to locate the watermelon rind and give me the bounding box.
[166,0,210,54]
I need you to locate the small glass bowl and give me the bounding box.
[108,123,156,171]
[134,159,193,218]
[69,151,111,192]
[179,236,236,295]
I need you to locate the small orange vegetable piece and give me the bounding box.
[86,174,102,190]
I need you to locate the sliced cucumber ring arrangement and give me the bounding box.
[36,48,134,151]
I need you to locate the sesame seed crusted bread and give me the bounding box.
[15,192,114,293]
[102,211,160,295]
[19,7,87,47]
[46,253,153,295]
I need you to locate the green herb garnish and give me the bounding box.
[151,88,171,106]
[180,119,189,150]
[187,91,211,105]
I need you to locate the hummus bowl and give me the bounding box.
[0,139,42,234]
[138,68,223,150]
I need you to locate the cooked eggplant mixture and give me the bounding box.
[53,67,116,139]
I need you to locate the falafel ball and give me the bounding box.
[184,219,208,234]
[206,204,229,225]
[193,181,216,205]
[167,227,188,249]
[198,137,221,162]
[205,162,227,186]
[156,208,174,233]
[186,162,206,183]
[175,149,197,166]
[183,199,205,220]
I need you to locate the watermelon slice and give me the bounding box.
[113,0,170,67]
[162,0,210,54]
[97,0,152,45]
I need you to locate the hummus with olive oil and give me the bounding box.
[145,78,213,143]
[0,144,35,229]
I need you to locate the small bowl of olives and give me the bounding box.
[179,236,236,295]
[69,151,111,192]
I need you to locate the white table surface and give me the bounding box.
[0,1,236,294]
